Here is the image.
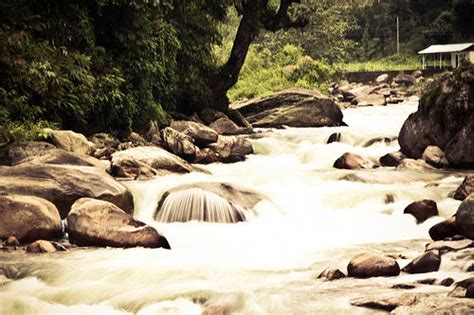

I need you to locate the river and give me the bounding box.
[0,99,469,314]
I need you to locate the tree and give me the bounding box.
[209,0,307,111]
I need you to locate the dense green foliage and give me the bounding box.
[0,0,230,142]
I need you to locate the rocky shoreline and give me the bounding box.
[1,66,473,313]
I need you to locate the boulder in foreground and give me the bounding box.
[233,88,344,128]
[0,195,61,243]
[347,252,400,278]
[67,198,170,249]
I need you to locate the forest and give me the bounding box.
[1,0,473,141]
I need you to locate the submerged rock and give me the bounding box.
[155,182,264,223]
[234,88,344,128]
[0,195,61,243]
[454,175,474,201]
[0,163,133,218]
[396,159,436,171]
[403,200,438,223]
[456,194,474,239]
[317,268,346,281]
[67,198,170,249]
[351,293,428,312]
[333,152,375,170]
[425,239,473,252]
[398,65,474,166]
[347,252,400,278]
[402,251,441,274]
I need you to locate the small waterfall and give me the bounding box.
[155,188,247,223]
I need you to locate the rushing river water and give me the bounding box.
[0,99,470,314]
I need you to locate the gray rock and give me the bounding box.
[456,194,474,239]
[67,198,170,249]
[376,73,390,83]
[43,128,96,155]
[347,252,400,278]
[0,195,61,243]
[234,88,344,128]
[170,120,218,146]
[161,127,199,161]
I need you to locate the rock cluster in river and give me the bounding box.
[327,72,419,108]
[398,65,474,167]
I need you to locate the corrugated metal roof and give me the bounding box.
[418,43,474,54]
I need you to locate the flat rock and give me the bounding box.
[111,146,196,177]
[233,88,344,128]
[354,93,386,106]
[392,295,474,314]
[426,239,473,252]
[0,141,56,165]
[347,252,400,278]
[67,198,170,249]
[0,195,61,243]
[351,293,428,312]
[396,159,436,171]
[0,163,133,218]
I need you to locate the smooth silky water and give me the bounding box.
[0,99,469,314]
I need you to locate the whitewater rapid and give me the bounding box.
[0,99,468,314]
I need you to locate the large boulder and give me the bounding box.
[155,182,264,223]
[208,136,253,163]
[402,251,441,274]
[18,148,108,171]
[233,88,344,128]
[67,198,170,249]
[333,152,375,170]
[43,129,96,155]
[0,195,61,243]
[403,200,438,224]
[170,120,218,146]
[0,163,133,218]
[0,141,56,165]
[455,194,474,239]
[454,175,474,201]
[347,252,400,278]
[398,65,474,166]
[161,127,199,161]
[111,146,196,177]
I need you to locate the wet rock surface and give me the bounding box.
[403,199,438,223]
[347,252,400,278]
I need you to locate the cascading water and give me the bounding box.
[0,98,469,314]
[156,188,246,223]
